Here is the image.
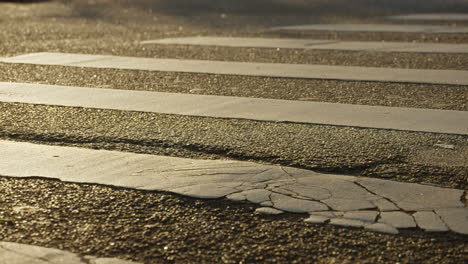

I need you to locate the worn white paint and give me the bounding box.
[0,241,139,264]
[272,23,468,33]
[0,140,466,235]
[1,82,467,135]
[142,37,468,53]
[388,13,468,21]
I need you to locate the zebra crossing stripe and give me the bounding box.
[2,52,468,85]
[271,24,468,33]
[141,37,468,53]
[1,82,467,135]
[388,13,468,21]
[0,241,140,264]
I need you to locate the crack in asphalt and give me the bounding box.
[353,180,403,211]
[461,191,467,206]
[280,166,299,184]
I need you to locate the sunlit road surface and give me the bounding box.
[0,0,467,263]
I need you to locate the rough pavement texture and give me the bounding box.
[1,140,466,235]
[0,241,139,264]
[0,177,466,264]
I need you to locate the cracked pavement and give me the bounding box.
[1,140,466,235]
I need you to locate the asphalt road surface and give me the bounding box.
[0,0,467,263]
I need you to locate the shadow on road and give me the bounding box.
[55,0,468,25]
[7,0,463,27]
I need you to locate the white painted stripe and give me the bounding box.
[142,37,468,54]
[0,242,140,264]
[1,82,467,135]
[2,52,468,85]
[1,140,466,234]
[388,13,468,21]
[272,24,468,33]
[141,37,338,49]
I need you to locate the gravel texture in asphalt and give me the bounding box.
[1,102,466,189]
[0,177,466,264]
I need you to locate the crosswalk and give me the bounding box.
[1,18,467,236]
